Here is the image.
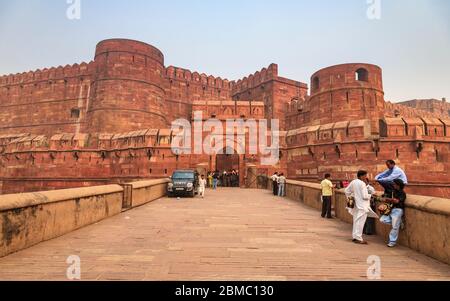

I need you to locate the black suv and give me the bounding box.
[167,170,199,198]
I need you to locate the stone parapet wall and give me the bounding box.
[0,179,169,258]
[126,179,170,208]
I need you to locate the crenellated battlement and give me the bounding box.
[231,63,279,95]
[0,61,95,87]
[1,128,182,154]
[165,66,233,90]
[397,98,450,119]
[385,101,448,120]
[287,117,450,146]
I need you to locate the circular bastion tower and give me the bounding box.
[86,39,168,133]
[309,63,385,135]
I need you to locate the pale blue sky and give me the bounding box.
[0,0,449,101]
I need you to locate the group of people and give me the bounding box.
[206,170,240,190]
[320,160,408,248]
[197,170,240,199]
[271,172,287,197]
[222,170,240,188]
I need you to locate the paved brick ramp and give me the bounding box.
[0,188,449,280]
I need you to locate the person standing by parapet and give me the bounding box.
[271,172,279,196]
[320,173,335,219]
[345,170,379,245]
[375,160,408,197]
[379,179,407,248]
[277,173,286,197]
[364,178,378,235]
[198,175,207,198]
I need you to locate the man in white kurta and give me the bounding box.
[345,171,378,244]
[198,175,207,198]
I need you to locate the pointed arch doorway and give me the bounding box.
[215,146,242,187]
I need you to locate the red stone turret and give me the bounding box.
[85,39,168,133]
[309,63,385,135]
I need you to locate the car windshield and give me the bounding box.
[172,172,195,180]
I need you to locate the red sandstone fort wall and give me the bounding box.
[0,130,177,194]
[385,101,450,119]
[164,66,233,122]
[0,40,309,136]
[232,64,308,129]
[0,39,449,198]
[0,120,280,194]
[285,117,450,198]
[0,62,94,136]
[396,99,450,119]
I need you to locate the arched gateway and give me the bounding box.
[216,147,240,174]
[214,146,242,187]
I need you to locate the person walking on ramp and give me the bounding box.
[198,175,207,198]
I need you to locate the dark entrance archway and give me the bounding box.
[216,153,240,173]
[215,147,241,187]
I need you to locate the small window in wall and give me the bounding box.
[312,76,320,91]
[423,122,429,136]
[355,68,369,82]
[71,108,80,119]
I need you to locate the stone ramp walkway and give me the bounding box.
[0,188,449,280]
